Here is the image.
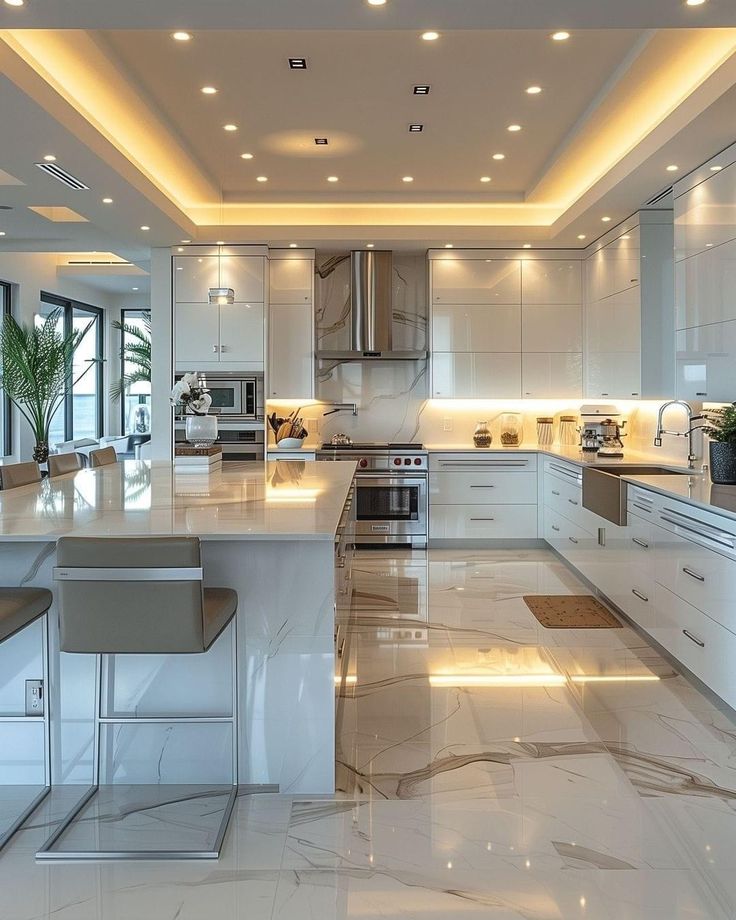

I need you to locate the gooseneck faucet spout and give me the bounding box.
[654,400,703,469]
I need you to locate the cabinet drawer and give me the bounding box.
[543,459,582,486]
[655,529,736,632]
[430,453,537,473]
[543,474,600,533]
[430,504,538,540]
[544,506,595,571]
[430,471,537,505]
[653,583,736,709]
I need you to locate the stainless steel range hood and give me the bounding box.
[316,250,427,361]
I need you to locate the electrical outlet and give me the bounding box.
[443,417,454,432]
[25,679,44,717]
[306,417,318,433]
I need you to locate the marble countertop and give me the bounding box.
[425,443,692,470]
[621,471,736,523]
[0,460,356,542]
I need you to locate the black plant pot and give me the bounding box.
[709,442,736,485]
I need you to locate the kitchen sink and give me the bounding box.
[582,465,691,526]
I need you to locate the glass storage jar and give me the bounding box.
[536,417,554,445]
[499,413,523,447]
[473,421,492,448]
[559,415,578,446]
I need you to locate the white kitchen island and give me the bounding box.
[0,460,355,795]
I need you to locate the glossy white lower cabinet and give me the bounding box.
[431,471,537,505]
[430,504,538,540]
[522,353,582,398]
[431,352,522,398]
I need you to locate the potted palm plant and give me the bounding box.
[702,403,736,484]
[110,312,151,401]
[0,308,99,462]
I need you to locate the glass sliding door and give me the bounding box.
[0,282,10,456]
[119,309,151,435]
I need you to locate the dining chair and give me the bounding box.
[47,453,82,478]
[89,447,117,468]
[0,461,41,490]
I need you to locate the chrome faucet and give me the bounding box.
[654,400,702,469]
[322,402,358,417]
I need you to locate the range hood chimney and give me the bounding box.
[316,250,427,361]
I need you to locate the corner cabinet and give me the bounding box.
[173,247,266,373]
[429,252,582,399]
[267,251,315,400]
[583,213,674,400]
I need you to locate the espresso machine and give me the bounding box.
[579,405,627,457]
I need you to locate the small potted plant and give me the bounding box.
[702,403,736,484]
[170,372,217,447]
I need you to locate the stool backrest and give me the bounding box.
[89,446,117,468]
[0,461,41,490]
[55,537,206,654]
[48,453,82,478]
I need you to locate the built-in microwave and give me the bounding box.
[174,373,262,419]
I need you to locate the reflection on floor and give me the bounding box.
[3,549,736,919]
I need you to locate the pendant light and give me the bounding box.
[208,172,234,304]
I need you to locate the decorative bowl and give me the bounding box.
[277,438,306,449]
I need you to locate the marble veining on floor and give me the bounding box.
[3,549,736,919]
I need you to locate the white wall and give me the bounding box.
[0,252,122,459]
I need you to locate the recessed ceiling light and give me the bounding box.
[181,239,191,243]
[409,124,424,132]
[577,234,586,240]
[216,240,225,245]
[102,197,113,204]
[132,287,139,291]
[0,232,5,237]
[402,176,414,182]
[492,153,505,160]
[4,0,25,7]
[523,243,532,249]
[620,234,631,240]
[706,242,714,247]
[551,31,570,41]
[201,86,217,94]
[327,175,339,182]
[288,58,307,69]
[601,216,612,222]
[223,124,238,132]
[526,86,542,94]
[421,31,440,41]
[507,124,522,132]
[413,85,431,95]
[480,176,491,183]
[43,154,56,162]
[710,165,723,171]
[289,243,298,248]
[367,0,386,5]
[172,31,192,41]
[314,137,329,145]
[686,0,706,5]
[140,225,150,231]
[256,176,268,182]
[444,244,453,248]
[666,164,679,171]
[241,152,254,160]
[177,247,184,252]
[366,243,375,248]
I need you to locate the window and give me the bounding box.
[0,282,11,456]
[36,294,103,445]
[119,309,152,435]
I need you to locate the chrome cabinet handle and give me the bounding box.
[632,537,649,549]
[551,490,561,496]
[470,517,495,521]
[660,515,734,549]
[551,524,561,532]
[682,566,705,582]
[631,588,649,602]
[470,485,495,489]
[683,629,705,648]
[632,503,652,514]
[568,498,579,506]
[568,536,578,544]
[212,345,220,353]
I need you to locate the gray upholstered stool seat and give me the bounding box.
[0,587,53,853]
[0,588,53,644]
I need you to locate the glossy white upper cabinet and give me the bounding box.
[674,159,736,261]
[432,352,521,399]
[521,304,581,352]
[522,353,582,398]
[268,302,314,399]
[676,320,736,402]
[521,260,581,304]
[219,303,264,365]
[675,238,736,330]
[586,290,641,353]
[174,254,265,303]
[269,258,313,304]
[175,303,220,366]
[431,259,521,304]
[586,351,642,399]
[432,304,520,352]
[585,228,641,302]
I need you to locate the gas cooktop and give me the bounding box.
[320,442,424,451]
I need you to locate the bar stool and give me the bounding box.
[0,462,41,490]
[0,587,53,852]
[47,453,82,478]
[89,447,117,468]
[37,536,239,860]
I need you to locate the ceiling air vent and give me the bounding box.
[645,186,672,206]
[34,162,90,190]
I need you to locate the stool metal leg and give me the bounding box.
[37,620,239,860]
[0,613,52,853]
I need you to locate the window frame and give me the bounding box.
[119,307,152,435]
[39,292,104,442]
[0,281,11,457]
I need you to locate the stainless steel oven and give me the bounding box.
[317,444,428,547]
[174,373,262,419]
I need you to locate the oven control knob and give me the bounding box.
[414,457,422,465]
[404,458,411,465]
[359,458,368,468]
[393,458,402,466]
